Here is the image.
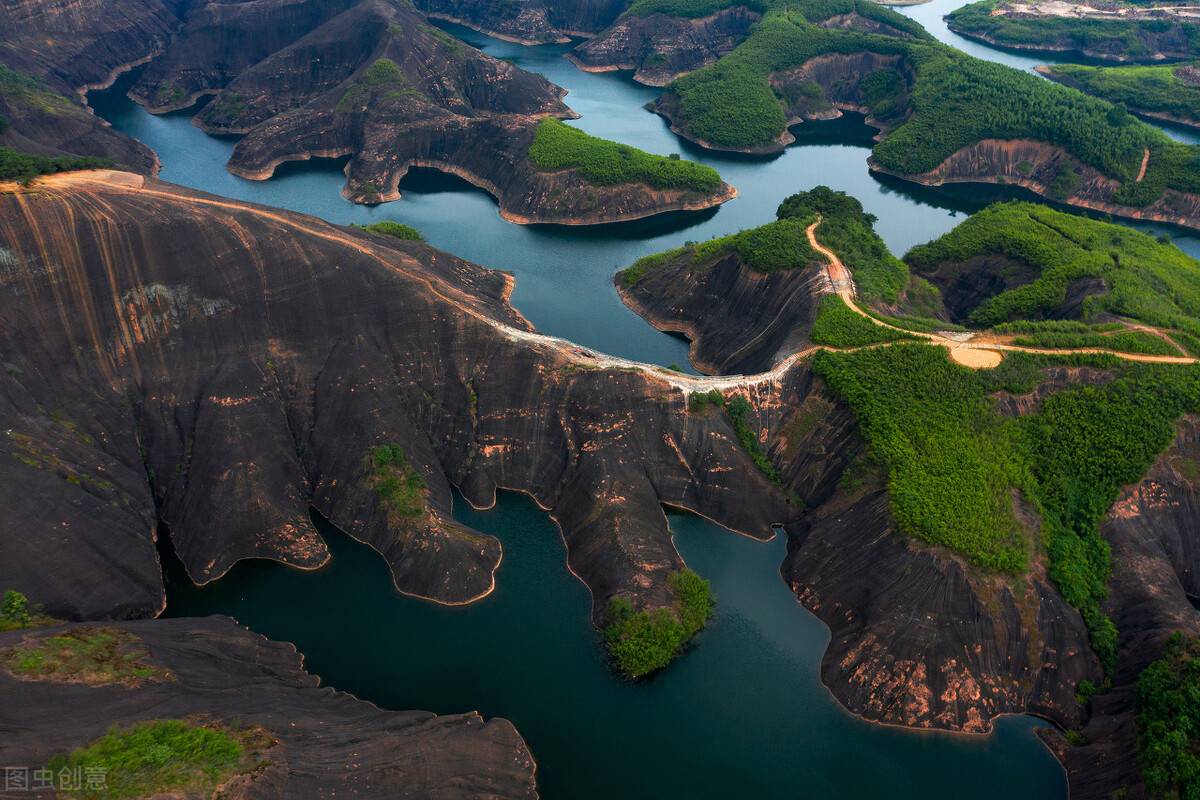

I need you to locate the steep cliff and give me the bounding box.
[616,240,826,374]
[0,616,538,798]
[1051,416,1200,800]
[571,7,760,86]
[414,0,631,42]
[0,170,790,627]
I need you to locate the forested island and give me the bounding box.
[1038,61,1200,131]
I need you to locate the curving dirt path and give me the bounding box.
[4,172,1194,402]
[804,217,1198,369]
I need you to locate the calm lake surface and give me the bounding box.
[90,5,1188,795]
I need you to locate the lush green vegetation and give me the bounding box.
[664,5,1200,205]
[781,186,909,302]
[0,590,30,631]
[364,444,427,521]
[814,344,1200,671]
[1042,63,1200,127]
[48,719,270,800]
[948,0,1200,62]
[725,394,782,483]
[617,187,909,301]
[1136,632,1200,799]
[604,569,714,677]
[1011,329,1182,356]
[528,118,723,193]
[905,202,1200,344]
[356,221,423,241]
[810,295,918,346]
[0,627,168,685]
[0,147,110,183]
[628,0,768,17]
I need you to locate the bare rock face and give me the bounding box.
[414,0,630,43]
[1055,416,1200,800]
[0,0,184,96]
[0,616,539,799]
[0,171,790,627]
[571,7,760,86]
[616,248,826,374]
[0,0,180,170]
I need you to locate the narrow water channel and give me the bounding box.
[87,5,1193,796]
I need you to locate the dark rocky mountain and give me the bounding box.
[571,6,761,86]
[0,616,538,798]
[414,0,631,43]
[616,246,827,374]
[0,170,788,625]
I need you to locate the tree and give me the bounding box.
[1,590,31,626]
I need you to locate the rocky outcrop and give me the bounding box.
[1049,415,1200,799]
[0,70,158,173]
[0,170,790,626]
[0,616,538,798]
[0,0,184,97]
[616,248,826,374]
[570,7,760,86]
[414,0,630,43]
[229,112,735,224]
[872,138,1200,233]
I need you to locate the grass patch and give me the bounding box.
[1136,632,1200,800]
[810,294,918,347]
[48,719,272,800]
[604,569,714,678]
[364,444,427,521]
[528,117,723,193]
[1,627,168,685]
[355,221,423,241]
[336,58,422,114]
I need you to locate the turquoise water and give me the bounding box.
[88,7,1195,796]
[162,497,1066,800]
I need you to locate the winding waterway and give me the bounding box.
[85,5,1200,796]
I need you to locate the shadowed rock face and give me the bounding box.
[0,171,790,625]
[0,616,539,799]
[0,0,179,169]
[414,0,631,43]
[1052,416,1200,800]
[571,7,760,86]
[0,0,185,96]
[616,249,826,374]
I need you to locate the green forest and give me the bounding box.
[1041,63,1200,128]
[904,201,1200,347]
[661,1,1200,206]
[528,117,723,192]
[947,0,1200,62]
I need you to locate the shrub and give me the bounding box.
[604,569,714,678]
[0,590,30,628]
[356,221,423,241]
[0,147,111,183]
[364,444,427,521]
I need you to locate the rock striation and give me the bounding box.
[0,616,539,798]
[0,170,790,626]
[414,0,631,43]
[571,7,760,86]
